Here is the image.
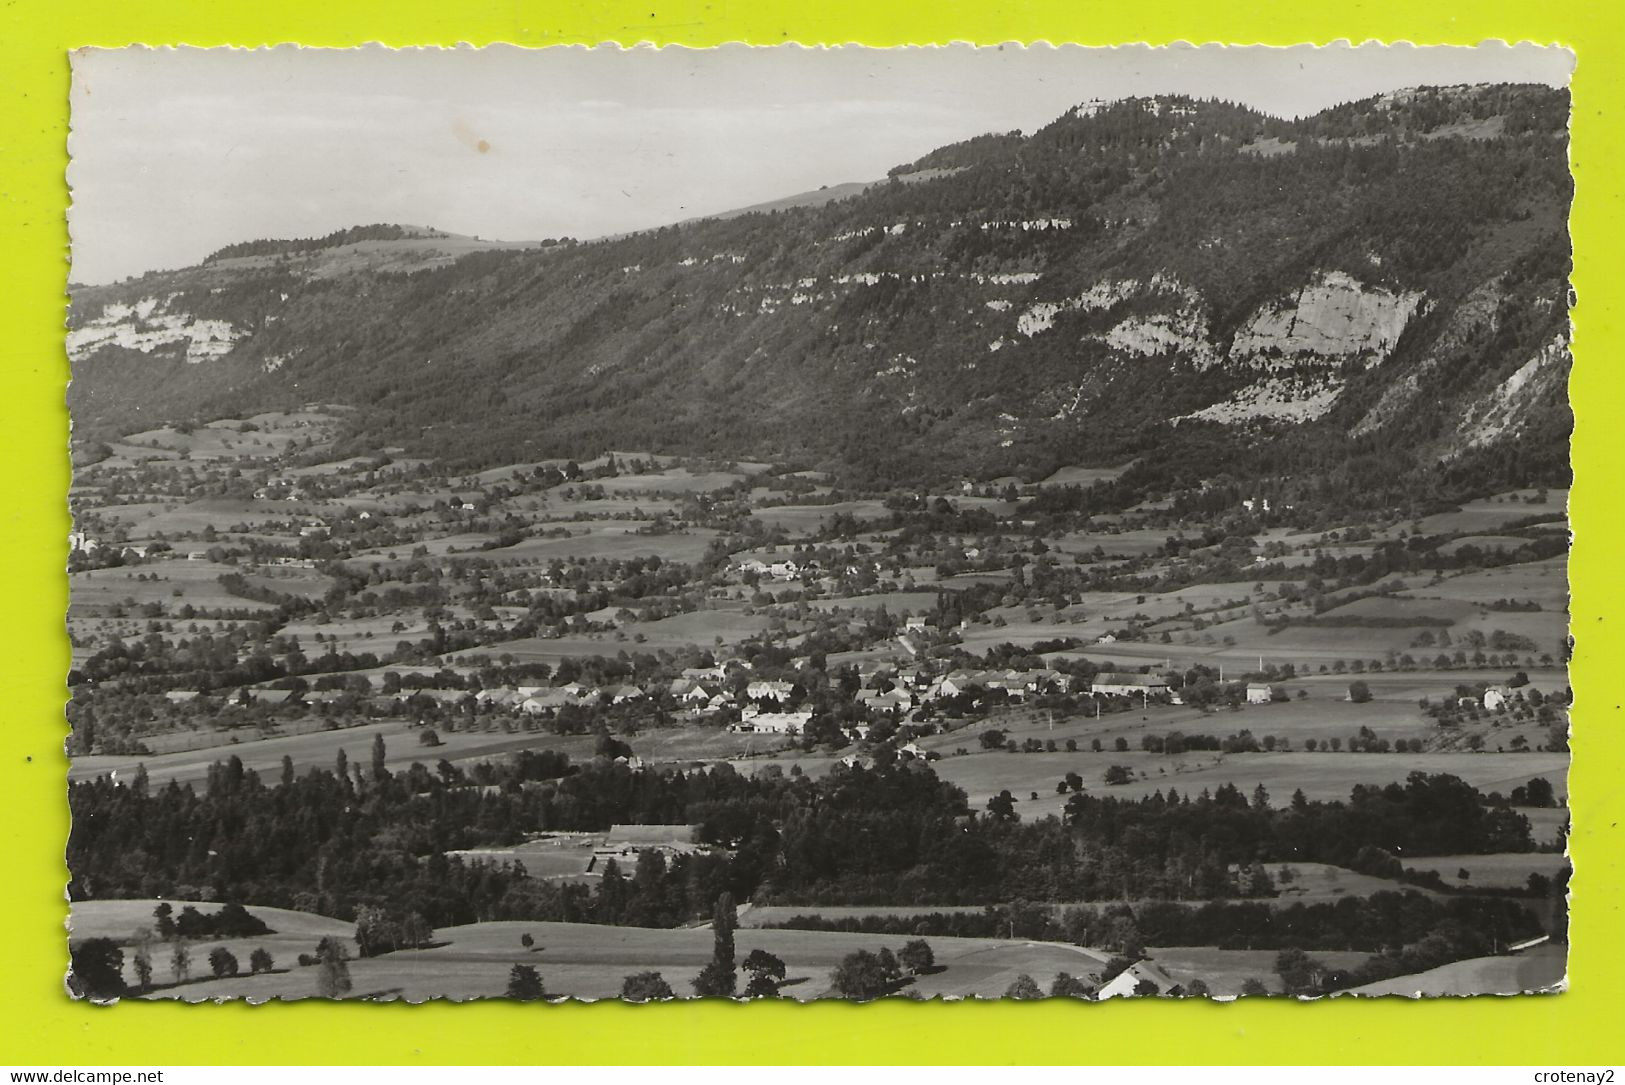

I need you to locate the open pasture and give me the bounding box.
[584,468,745,495]
[107,917,1110,1002]
[1398,852,1569,889]
[1407,490,1568,537]
[238,567,338,600]
[69,559,278,616]
[1147,946,1372,997]
[1433,535,1541,556]
[445,838,600,881]
[70,898,356,995]
[117,424,312,463]
[1403,557,1567,609]
[477,607,784,663]
[750,500,892,536]
[922,748,1567,822]
[526,496,683,520]
[278,613,440,655]
[806,592,940,616]
[1035,463,1133,489]
[1339,943,1565,997]
[1047,528,1171,559]
[88,497,343,540]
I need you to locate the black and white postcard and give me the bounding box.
[63,43,1573,1002]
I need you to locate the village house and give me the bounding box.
[745,679,795,704]
[588,824,705,872]
[1090,673,1171,698]
[1098,961,1186,999]
[1246,683,1274,705]
[519,689,574,714]
[1483,686,1511,710]
[857,688,913,713]
[730,709,813,735]
[601,684,644,705]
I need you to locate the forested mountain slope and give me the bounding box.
[68,84,1572,504]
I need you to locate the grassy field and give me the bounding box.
[586,469,746,495]
[70,899,356,994]
[1406,490,1569,537]
[1338,943,1566,997]
[475,607,783,664]
[1035,463,1133,489]
[918,749,1567,821]
[806,592,940,616]
[750,500,892,535]
[1147,946,1372,997]
[1398,852,1570,889]
[69,559,279,616]
[70,718,779,791]
[89,916,1113,1002]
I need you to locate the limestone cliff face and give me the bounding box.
[1350,276,1505,439]
[67,295,244,364]
[1454,332,1570,452]
[1229,270,1425,369]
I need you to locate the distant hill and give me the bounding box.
[682,180,876,223]
[68,84,1572,506]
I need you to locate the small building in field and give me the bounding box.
[1246,683,1274,705]
[1483,686,1511,711]
[1098,961,1186,1000]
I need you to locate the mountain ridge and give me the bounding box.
[68,84,1572,509]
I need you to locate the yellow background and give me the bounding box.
[2,0,1621,1066]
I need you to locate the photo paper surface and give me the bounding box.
[64,42,1573,1002]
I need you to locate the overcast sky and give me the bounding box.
[67,42,1573,285]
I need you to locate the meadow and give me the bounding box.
[72,910,1114,1002]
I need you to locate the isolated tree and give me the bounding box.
[248,947,274,974]
[621,971,676,1002]
[1005,973,1043,1000]
[418,728,443,748]
[506,963,547,1001]
[691,959,735,998]
[68,938,127,1001]
[371,732,388,781]
[1049,972,1094,999]
[208,946,240,978]
[315,936,352,998]
[520,933,535,951]
[1103,764,1134,786]
[1240,977,1270,997]
[829,950,896,1001]
[153,902,176,941]
[898,939,935,975]
[1184,978,1212,998]
[692,892,738,996]
[169,938,192,985]
[1348,680,1373,704]
[130,927,156,991]
[742,949,788,998]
